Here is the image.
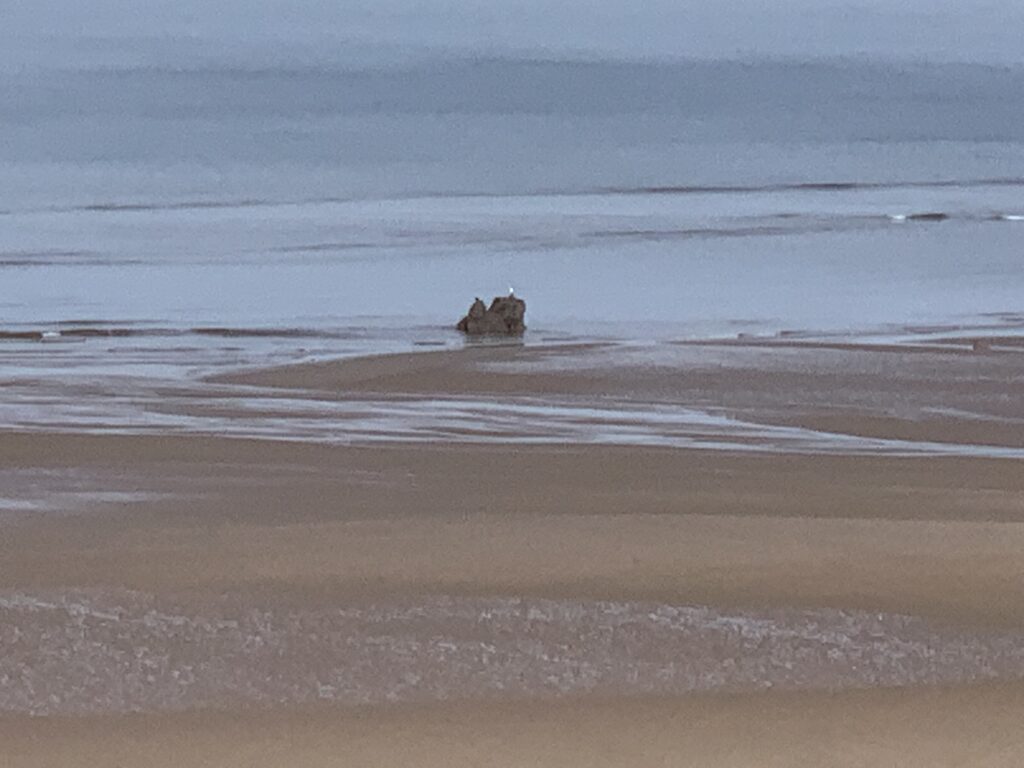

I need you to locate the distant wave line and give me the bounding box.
[6,176,1024,217]
[0,326,372,342]
[73,198,286,213]
[603,177,1024,196]
[3,210,1021,271]
[585,211,1020,241]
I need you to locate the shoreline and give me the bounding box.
[5,327,1024,455]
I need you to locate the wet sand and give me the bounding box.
[5,434,1024,624]
[216,340,1024,449]
[5,685,1024,768]
[4,341,1024,763]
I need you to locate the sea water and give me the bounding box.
[1,58,1023,437]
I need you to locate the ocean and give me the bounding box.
[2,58,1023,436]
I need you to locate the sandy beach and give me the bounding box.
[6,20,1024,763]
[2,340,1024,764]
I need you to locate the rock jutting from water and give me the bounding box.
[456,294,526,335]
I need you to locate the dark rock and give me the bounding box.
[457,295,526,335]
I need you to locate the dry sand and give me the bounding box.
[4,342,1024,764]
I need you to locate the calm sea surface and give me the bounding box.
[1,59,1023,426]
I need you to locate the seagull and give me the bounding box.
[508,285,515,296]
